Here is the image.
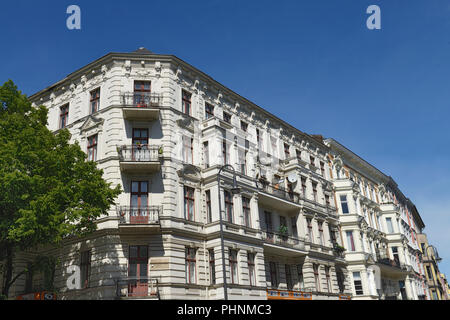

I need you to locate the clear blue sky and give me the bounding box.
[1,1,450,278]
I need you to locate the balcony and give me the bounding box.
[117,206,161,234]
[114,277,159,299]
[118,145,161,173]
[261,230,306,255]
[121,92,162,120]
[376,253,408,276]
[257,181,301,211]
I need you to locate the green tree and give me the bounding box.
[0,80,121,299]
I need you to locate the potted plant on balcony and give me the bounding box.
[278,224,288,239]
[158,146,163,155]
[333,242,346,256]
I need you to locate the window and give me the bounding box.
[325,195,330,207]
[329,226,337,245]
[240,121,248,132]
[386,217,394,233]
[318,222,324,246]
[248,253,256,286]
[132,128,148,146]
[229,249,238,284]
[90,88,100,114]
[296,149,302,161]
[206,190,212,223]
[325,266,331,293]
[426,266,433,280]
[291,216,298,237]
[205,102,214,119]
[307,218,313,243]
[185,247,196,284]
[431,290,438,300]
[297,265,304,290]
[224,190,233,223]
[134,81,151,106]
[203,141,209,168]
[310,156,315,167]
[80,250,91,289]
[265,211,273,234]
[256,128,262,150]
[299,178,307,199]
[60,104,69,129]
[312,182,318,202]
[182,90,191,115]
[340,195,349,214]
[183,136,193,164]
[209,249,216,285]
[128,245,148,297]
[130,181,148,223]
[313,264,320,291]
[223,111,231,124]
[284,143,290,159]
[222,140,230,165]
[238,148,247,175]
[353,272,364,295]
[87,134,98,161]
[269,262,278,287]
[242,197,251,228]
[346,231,355,251]
[184,186,195,221]
[285,265,293,290]
[320,162,325,177]
[392,247,400,264]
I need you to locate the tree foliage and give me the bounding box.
[0,80,122,298]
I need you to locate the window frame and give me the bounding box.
[60,104,69,129]
[229,249,238,284]
[185,247,197,284]
[80,250,91,289]
[182,90,192,115]
[184,186,195,221]
[87,134,98,161]
[90,88,100,114]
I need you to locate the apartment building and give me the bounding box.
[325,139,428,300]
[418,233,448,300]
[4,48,353,300]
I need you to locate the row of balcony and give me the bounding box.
[116,207,340,255]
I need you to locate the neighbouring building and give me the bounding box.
[324,139,428,300]
[418,233,448,300]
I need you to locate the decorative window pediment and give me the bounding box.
[80,115,104,136]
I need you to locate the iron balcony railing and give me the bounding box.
[258,182,301,204]
[118,145,161,162]
[261,230,306,250]
[117,206,161,224]
[114,276,159,299]
[122,92,162,108]
[376,253,408,271]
